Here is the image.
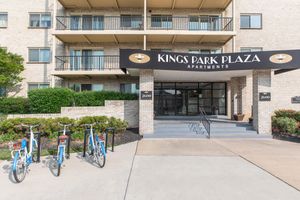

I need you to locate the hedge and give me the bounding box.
[0,97,30,114]
[28,88,74,113]
[274,109,300,122]
[0,116,128,143]
[272,117,298,134]
[0,88,138,114]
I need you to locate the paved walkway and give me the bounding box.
[1,138,300,200]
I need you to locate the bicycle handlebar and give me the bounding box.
[58,123,73,127]
[20,124,40,129]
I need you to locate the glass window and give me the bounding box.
[0,87,6,97]
[28,83,49,91]
[93,16,104,30]
[240,47,263,52]
[151,15,172,29]
[29,48,51,63]
[92,84,103,91]
[240,14,262,29]
[30,13,51,28]
[120,83,138,94]
[0,13,8,27]
[81,84,92,91]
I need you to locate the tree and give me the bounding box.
[0,48,24,95]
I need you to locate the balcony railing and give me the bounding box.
[56,16,144,30]
[147,16,233,31]
[55,55,120,71]
[56,16,233,31]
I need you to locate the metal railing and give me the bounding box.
[147,16,233,31]
[55,55,120,71]
[199,107,211,139]
[56,16,144,30]
[56,15,233,31]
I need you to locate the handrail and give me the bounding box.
[199,107,211,139]
[55,55,120,71]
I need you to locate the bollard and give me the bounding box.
[83,129,88,157]
[36,132,41,163]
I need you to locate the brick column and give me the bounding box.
[139,69,154,135]
[252,70,272,134]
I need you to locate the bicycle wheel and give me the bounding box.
[55,147,64,177]
[12,152,27,183]
[95,142,106,168]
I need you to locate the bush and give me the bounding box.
[73,91,137,106]
[28,88,74,113]
[0,116,128,142]
[272,117,297,134]
[274,109,300,122]
[0,97,30,114]
[1,88,138,114]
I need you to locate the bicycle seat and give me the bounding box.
[59,135,69,140]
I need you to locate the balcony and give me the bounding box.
[58,0,232,10]
[56,16,144,31]
[53,55,125,77]
[54,15,234,44]
[147,16,233,31]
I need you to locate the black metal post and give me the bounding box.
[111,129,115,152]
[36,132,41,163]
[67,131,71,159]
[83,129,87,157]
[105,130,108,153]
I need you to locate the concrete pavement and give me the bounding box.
[1,138,300,200]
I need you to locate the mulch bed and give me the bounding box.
[272,132,300,143]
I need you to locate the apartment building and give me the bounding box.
[0,0,299,135]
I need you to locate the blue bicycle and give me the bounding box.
[54,123,72,176]
[11,124,40,183]
[83,123,106,168]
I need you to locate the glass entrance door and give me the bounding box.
[154,82,227,116]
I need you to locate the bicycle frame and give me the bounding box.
[11,125,38,169]
[57,124,71,164]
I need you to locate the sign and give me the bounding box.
[259,92,271,101]
[291,96,300,104]
[120,49,300,72]
[140,91,152,100]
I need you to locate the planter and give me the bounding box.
[233,114,245,121]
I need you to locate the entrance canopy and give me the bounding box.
[120,49,300,72]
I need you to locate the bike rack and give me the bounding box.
[105,127,116,153]
[83,129,89,157]
[27,132,42,163]
[57,130,72,158]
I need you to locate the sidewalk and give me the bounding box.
[1,138,300,200]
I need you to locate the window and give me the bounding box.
[189,49,222,54]
[28,48,51,63]
[28,83,49,91]
[151,15,172,29]
[70,15,104,30]
[121,15,142,29]
[69,83,103,92]
[120,83,138,94]
[0,87,6,97]
[240,14,262,29]
[0,12,8,28]
[29,13,51,28]
[240,47,263,52]
[189,15,220,30]
[151,49,172,52]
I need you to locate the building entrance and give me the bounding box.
[154,82,226,116]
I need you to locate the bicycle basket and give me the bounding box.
[12,142,21,150]
[59,135,69,145]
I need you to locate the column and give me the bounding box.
[139,69,154,135]
[252,70,272,134]
[226,81,232,119]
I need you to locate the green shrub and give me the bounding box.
[0,97,30,114]
[73,91,137,107]
[0,116,128,142]
[274,109,300,122]
[73,91,101,106]
[272,117,297,134]
[28,88,74,113]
